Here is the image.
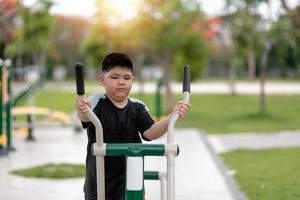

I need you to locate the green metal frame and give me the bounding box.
[106,143,165,157]
[0,60,4,154]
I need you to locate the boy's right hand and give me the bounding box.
[75,97,91,113]
[75,97,91,122]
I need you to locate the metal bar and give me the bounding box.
[105,143,166,157]
[75,62,105,200]
[125,157,144,200]
[0,59,4,154]
[5,61,13,150]
[166,66,190,200]
[144,171,160,180]
[160,172,167,200]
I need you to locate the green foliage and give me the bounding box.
[268,15,300,76]
[11,163,85,179]
[48,16,89,75]
[80,33,107,68]
[224,1,262,61]
[174,30,209,81]
[4,42,17,59]
[151,1,209,80]
[0,0,20,58]
[222,147,300,200]
[21,0,54,55]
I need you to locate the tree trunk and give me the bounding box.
[229,57,236,95]
[33,51,46,78]
[135,52,146,94]
[162,55,173,113]
[0,43,5,59]
[228,45,236,95]
[247,47,256,80]
[259,40,271,113]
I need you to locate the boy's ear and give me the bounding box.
[98,73,105,86]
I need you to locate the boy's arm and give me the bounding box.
[75,97,91,122]
[143,101,191,140]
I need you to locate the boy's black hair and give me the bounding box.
[101,52,133,73]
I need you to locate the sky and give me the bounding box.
[23,0,299,18]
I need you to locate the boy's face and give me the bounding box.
[99,66,134,102]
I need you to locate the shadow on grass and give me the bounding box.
[231,112,285,122]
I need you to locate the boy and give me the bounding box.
[75,52,190,200]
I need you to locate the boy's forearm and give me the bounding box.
[143,116,170,140]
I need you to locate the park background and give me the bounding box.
[1,0,300,199]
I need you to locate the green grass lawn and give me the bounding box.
[222,148,300,200]
[11,163,85,179]
[26,89,300,134]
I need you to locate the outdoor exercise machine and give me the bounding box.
[0,58,44,155]
[12,106,71,141]
[75,62,190,200]
[0,59,15,154]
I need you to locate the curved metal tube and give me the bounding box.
[166,66,190,200]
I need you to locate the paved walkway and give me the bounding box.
[209,130,300,153]
[0,127,241,200]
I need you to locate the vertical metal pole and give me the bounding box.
[0,59,5,155]
[167,154,176,200]
[5,60,14,151]
[160,172,167,200]
[155,78,162,120]
[125,156,144,200]
[167,113,179,200]
[26,114,35,141]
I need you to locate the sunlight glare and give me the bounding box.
[106,0,141,26]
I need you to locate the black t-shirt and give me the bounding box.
[82,93,155,199]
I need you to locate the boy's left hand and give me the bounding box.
[173,101,191,121]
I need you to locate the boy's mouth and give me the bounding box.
[116,88,126,91]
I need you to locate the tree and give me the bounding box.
[224,0,274,113]
[19,0,53,70]
[48,15,89,77]
[268,13,299,77]
[0,0,19,58]
[144,0,208,111]
[224,0,264,80]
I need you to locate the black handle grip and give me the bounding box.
[75,62,85,96]
[183,65,190,93]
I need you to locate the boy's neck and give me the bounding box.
[106,94,128,108]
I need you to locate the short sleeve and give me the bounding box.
[137,103,155,141]
[89,92,104,110]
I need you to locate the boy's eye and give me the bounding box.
[124,76,133,80]
[110,76,119,79]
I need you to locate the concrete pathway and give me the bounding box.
[0,127,241,200]
[208,130,300,153]
[144,129,239,200]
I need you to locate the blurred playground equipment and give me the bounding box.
[0,59,71,156]
[12,106,71,141]
[75,62,190,200]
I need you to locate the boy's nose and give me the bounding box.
[117,78,125,84]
